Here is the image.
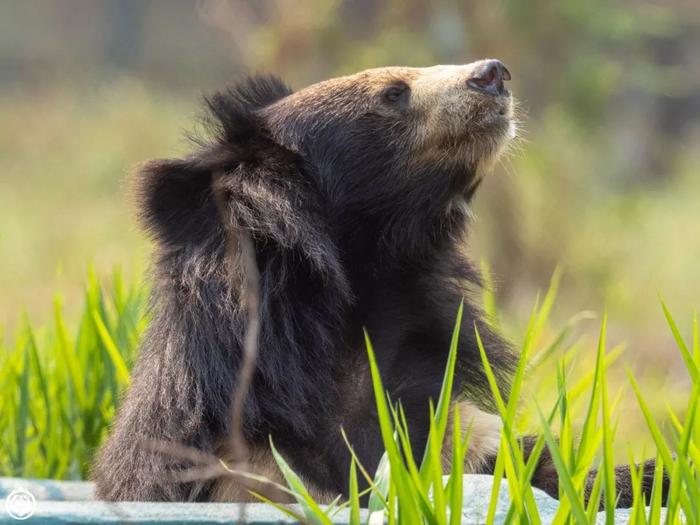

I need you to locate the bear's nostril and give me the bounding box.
[467,59,510,96]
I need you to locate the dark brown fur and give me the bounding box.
[93,64,667,508]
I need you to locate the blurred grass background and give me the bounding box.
[0,0,699,459]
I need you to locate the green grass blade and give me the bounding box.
[364,330,421,520]
[647,455,664,524]
[348,458,361,525]
[597,314,617,520]
[448,403,466,525]
[420,301,462,482]
[628,373,675,469]
[585,468,604,522]
[368,452,390,514]
[53,298,86,409]
[250,492,307,522]
[660,298,698,382]
[340,428,389,512]
[269,438,332,525]
[486,438,506,525]
[535,404,589,525]
[15,350,31,475]
[25,324,52,434]
[693,310,699,364]
[91,309,130,386]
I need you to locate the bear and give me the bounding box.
[93,60,661,507]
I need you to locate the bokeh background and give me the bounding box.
[1,0,699,453]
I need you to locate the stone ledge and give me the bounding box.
[1,475,636,524]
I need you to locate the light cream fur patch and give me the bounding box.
[442,401,502,473]
[210,442,336,503]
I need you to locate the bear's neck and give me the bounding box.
[330,161,477,275]
[337,205,470,280]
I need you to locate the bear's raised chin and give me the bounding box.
[477,115,517,173]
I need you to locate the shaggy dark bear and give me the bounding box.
[94,61,661,506]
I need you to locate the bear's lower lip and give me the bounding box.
[477,112,511,133]
[493,111,513,126]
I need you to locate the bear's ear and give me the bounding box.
[134,75,346,288]
[134,75,294,247]
[135,148,347,288]
[134,158,218,246]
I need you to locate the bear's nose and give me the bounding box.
[467,60,511,96]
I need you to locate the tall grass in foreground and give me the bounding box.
[1,272,698,523]
[0,270,147,479]
[265,288,699,523]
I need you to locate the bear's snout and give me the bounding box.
[466,59,511,97]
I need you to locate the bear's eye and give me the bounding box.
[381,82,410,104]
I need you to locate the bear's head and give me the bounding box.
[137,60,514,272]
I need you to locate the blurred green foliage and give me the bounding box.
[0,0,698,453]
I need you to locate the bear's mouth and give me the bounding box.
[451,112,514,155]
[411,96,515,180]
[486,95,513,125]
